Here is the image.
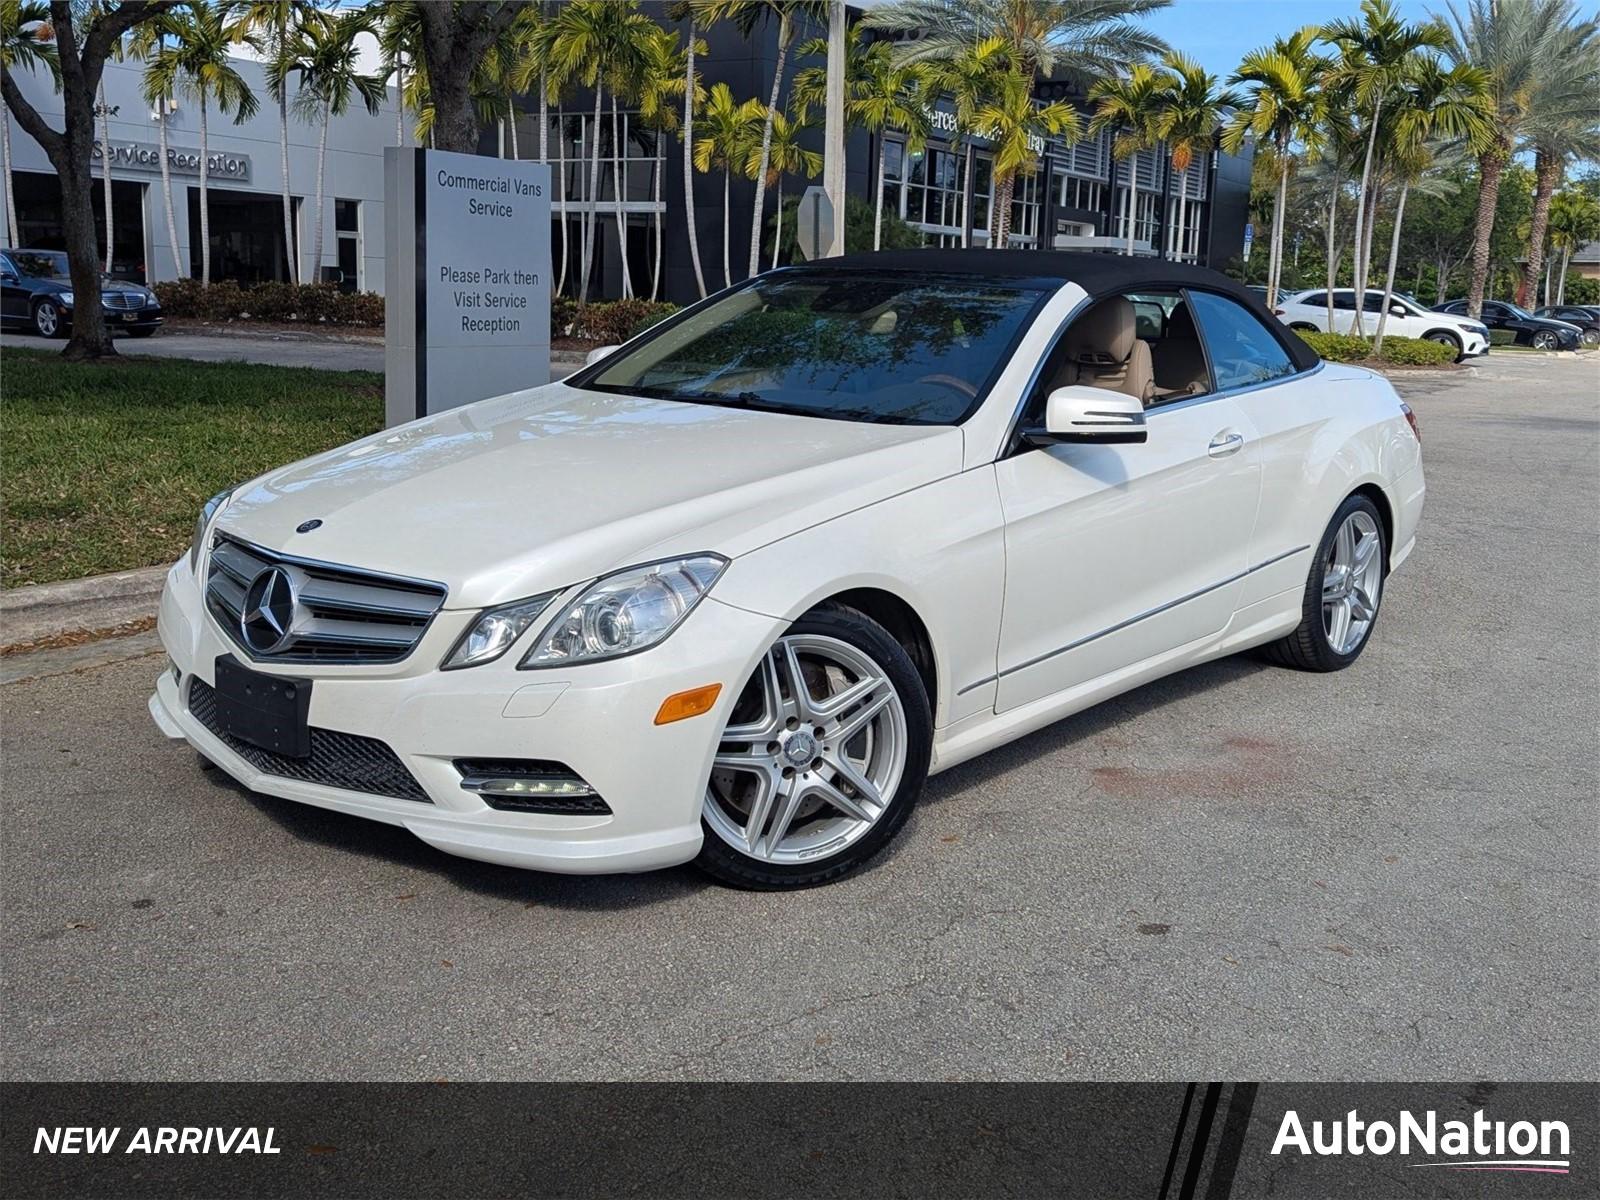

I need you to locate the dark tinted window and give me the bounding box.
[1301,292,1327,306]
[1331,292,1357,311]
[583,272,1048,425]
[11,250,70,280]
[1188,290,1297,390]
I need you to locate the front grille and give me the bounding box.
[206,535,447,665]
[454,758,612,815]
[104,292,143,310]
[189,677,430,803]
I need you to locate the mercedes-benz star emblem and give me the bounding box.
[240,566,298,654]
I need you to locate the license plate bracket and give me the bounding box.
[212,655,312,758]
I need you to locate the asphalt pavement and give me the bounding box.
[2,352,1595,1082]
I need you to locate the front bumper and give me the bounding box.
[150,557,784,874]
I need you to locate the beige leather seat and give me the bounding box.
[1151,300,1210,397]
[1053,296,1155,405]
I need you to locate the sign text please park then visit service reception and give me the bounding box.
[384,147,552,425]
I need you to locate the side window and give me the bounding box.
[1331,293,1357,311]
[1301,292,1327,307]
[1187,290,1297,392]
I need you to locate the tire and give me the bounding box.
[32,299,64,338]
[1262,494,1387,672]
[1581,329,1599,348]
[694,603,932,890]
[1424,330,1463,361]
[1289,322,1318,332]
[1532,330,1559,351]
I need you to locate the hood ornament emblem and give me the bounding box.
[240,566,298,654]
[296,518,323,534]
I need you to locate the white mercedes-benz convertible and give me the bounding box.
[150,251,1424,889]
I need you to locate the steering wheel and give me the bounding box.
[914,373,978,400]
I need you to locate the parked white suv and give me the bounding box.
[1276,288,1489,361]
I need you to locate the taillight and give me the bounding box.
[1401,402,1421,443]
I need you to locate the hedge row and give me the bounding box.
[154,279,677,342]
[1298,331,1457,366]
[552,296,678,343]
[153,280,385,326]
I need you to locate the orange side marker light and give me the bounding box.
[654,683,723,725]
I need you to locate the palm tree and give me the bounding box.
[702,1,825,282]
[600,5,656,300]
[374,0,424,146]
[233,1,319,284]
[1444,0,1582,319]
[1312,73,1361,332]
[1,0,59,250]
[1323,0,1450,334]
[635,24,699,298]
[865,0,1172,80]
[1515,19,1600,305]
[917,36,1006,248]
[129,16,185,278]
[1226,27,1329,307]
[665,0,712,298]
[1152,52,1240,263]
[1547,185,1600,305]
[693,81,763,288]
[978,67,1079,247]
[750,107,820,267]
[145,1,260,287]
[276,7,385,287]
[1090,64,1165,257]
[1371,55,1493,352]
[798,27,929,250]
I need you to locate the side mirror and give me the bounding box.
[1389,303,1407,317]
[1024,385,1148,446]
[0,271,16,284]
[584,344,620,367]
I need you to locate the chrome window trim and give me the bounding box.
[956,544,1311,695]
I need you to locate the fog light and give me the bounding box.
[654,683,722,725]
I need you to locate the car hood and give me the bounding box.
[214,383,964,609]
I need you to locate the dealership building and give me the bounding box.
[0,2,1251,304]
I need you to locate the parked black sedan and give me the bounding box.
[1533,304,1600,347]
[1433,298,1582,350]
[1,248,163,339]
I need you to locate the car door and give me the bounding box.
[991,294,1262,714]
[0,254,25,325]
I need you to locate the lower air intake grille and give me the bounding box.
[189,677,430,803]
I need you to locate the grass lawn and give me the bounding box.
[2,346,383,587]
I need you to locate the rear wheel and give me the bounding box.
[695,604,931,889]
[1532,330,1559,351]
[1581,329,1599,348]
[1289,322,1318,332]
[1263,495,1386,672]
[32,299,64,338]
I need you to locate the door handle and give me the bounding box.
[1208,431,1245,458]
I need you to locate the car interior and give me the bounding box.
[1031,291,1211,411]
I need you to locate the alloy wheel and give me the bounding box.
[704,634,907,865]
[1533,331,1558,351]
[33,301,58,337]
[1583,330,1599,348]
[1322,510,1383,656]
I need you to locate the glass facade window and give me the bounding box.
[1114,190,1160,247]
[520,109,665,206]
[1053,173,1101,213]
[896,144,970,232]
[1007,171,1041,246]
[335,199,360,293]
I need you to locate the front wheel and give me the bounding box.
[1263,495,1387,672]
[1581,329,1599,348]
[695,604,931,889]
[33,299,64,338]
[1424,331,1463,361]
[1532,330,1559,351]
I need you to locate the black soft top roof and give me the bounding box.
[814,248,1321,372]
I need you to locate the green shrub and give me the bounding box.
[1296,330,1456,366]
[151,279,384,327]
[571,298,678,343]
[551,296,578,337]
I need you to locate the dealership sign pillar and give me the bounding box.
[384,147,552,427]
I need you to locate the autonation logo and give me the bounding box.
[1272,1109,1571,1175]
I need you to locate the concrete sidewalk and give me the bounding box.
[113,329,588,375]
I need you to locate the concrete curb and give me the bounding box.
[0,564,169,649]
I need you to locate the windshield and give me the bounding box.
[578,271,1050,425]
[1501,302,1534,319]
[10,251,70,280]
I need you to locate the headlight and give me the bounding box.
[57,291,74,307]
[188,488,234,570]
[442,592,559,670]
[520,555,728,668]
